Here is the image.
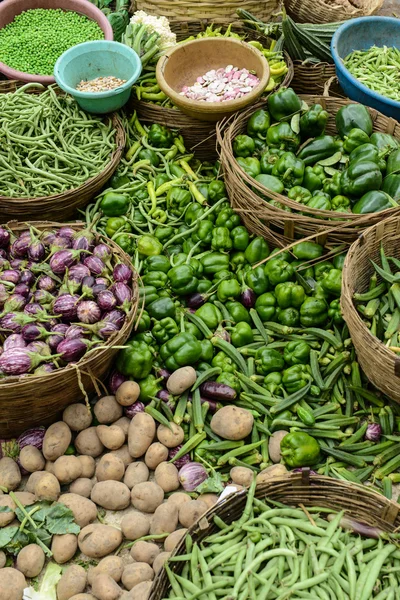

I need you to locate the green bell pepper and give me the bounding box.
[331,195,351,211]
[195,303,222,329]
[277,307,300,327]
[233,135,256,158]
[382,174,400,201]
[267,87,302,121]
[138,148,160,167]
[287,186,312,204]
[185,322,203,340]
[105,217,131,238]
[116,340,153,380]
[208,180,227,204]
[216,372,241,394]
[300,297,328,327]
[255,174,285,195]
[231,322,254,347]
[336,104,373,138]
[314,261,334,280]
[231,226,250,251]
[340,160,382,197]
[142,271,168,289]
[168,265,198,296]
[323,172,342,197]
[272,152,305,188]
[192,220,214,246]
[283,340,311,365]
[255,292,276,320]
[343,128,370,153]
[212,351,235,374]
[144,255,171,274]
[307,195,332,211]
[299,103,329,139]
[226,301,251,324]
[199,339,214,363]
[386,149,400,176]
[137,235,163,257]
[349,143,383,166]
[135,310,151,333]
[152,317,179,344]
[264,371,282,394]
[246,266,269,295]
[237,157,261,179]
[303,165,325,193]
[110,172,130,189]
[280,432,320,468]
[212,227,232,252]
[267,122,300,153]
[297,135,341,166]
[154,226,174,244]
[260,149,284,174]
[266,259,295,286]
[147,296,176,320]
[167,187,192,217]
[154,173,170,189]
[282,364,311,394]
[148,124,173,148]
[333,253,346,270]
[140,286,159,306]
[231,252,246,270]
[321,268,342,296]
[370,132,399,154]
[244,237,270,265]
[247,108,271,138]
[100,192,129,217]
[139,374,162,403]
[352,190,397,214]
[160,332,202,371]
[255,347,285,375]
[292,241,323,261]
[215,208,241,230]
[200,251,230,275]
[275,282,305,309]
[328,299,343,325]
[185,203,205,225]
[217,279,241,302]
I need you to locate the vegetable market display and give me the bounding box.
[344,46,400,103]
[232,87,400,216]
[88,0,130,42]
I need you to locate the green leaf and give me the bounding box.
[0,526,18,549]
[291,113,301,135]
[4,529,29,555]
[317,152,342,166]
[324,167,340,177]
[45,504,80,535]
[195,471,224,495]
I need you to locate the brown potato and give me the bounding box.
[34,472,60,501]
[210,406,253,440]
[78,524,122,558]
[92,574,122,600]
[198,494,219,510]
[0,550,6,568]
[110,445,133,467]
[116,381,140,406]
[45,460,56,475]
[150,503,178,535]
[121,562,154,591]
[42,421,71,461]
[0,495,15,527]
[91,481,131,511]
[131,482,164,513]
[16,543,45,578]
[69,478,93,498]
[63,403,92,432]
[128,581,152,600]
[268,430,289,463]
[54,455,83,484]
[69,596,96,600]
[78,455,96,478]
[57,564,87,600]
[130,541,159,565]
[25,471,46,494]
[144,443,168,470]
[166,366,196,395]
[0,457,21,491]
[51,533,78,564]
[128,413,156,458]
[153,551,170,575]
[0,567,26,600]
[94,396,123,424]
[87,556,123,585]
[58,493,97,528]
[96,453,125,482]
[164,529,187,553]
[156,423,184,448]
[124,461,149,490]
[167,492,191,508]
[121,512,150,541]
[75,427,104,458]
[179,500,208,528]
[256,464,288,485]
[154,462,179,493]
[230,466,254,487]
[18,445,45,473]
[96,425,125,450]
[112,416,130,437]
[13,492,36,506]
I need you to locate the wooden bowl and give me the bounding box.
[156,37,270,122]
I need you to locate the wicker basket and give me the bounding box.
[341,215,400,404]
[0,81,125,222]
[292,62,343,98]
[130,22,293,161]
[284,0,383,24]
[149,472,400,599]
[130,0,279,23]
[0,221,140,438]
[218,95,400,248]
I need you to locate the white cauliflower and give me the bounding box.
[130,10,176,50]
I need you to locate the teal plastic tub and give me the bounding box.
[54,40,142,114]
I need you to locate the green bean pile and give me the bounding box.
[165,481,400,600]
[0,84,117,198]
[344,46,400,102]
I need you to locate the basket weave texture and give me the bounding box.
[149,473,400,599]
[341,215,400,404]
[130,0,279,23]
[284,0,383,23]
[0,221,140,438]
[218,95,400,248]
[292,61,343,98]
[130,22,293,161]
[0,81,125,222]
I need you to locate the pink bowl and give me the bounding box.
[0,0,114,84]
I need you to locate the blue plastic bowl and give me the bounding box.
[331,17,400,120]
[54,41,142,114]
